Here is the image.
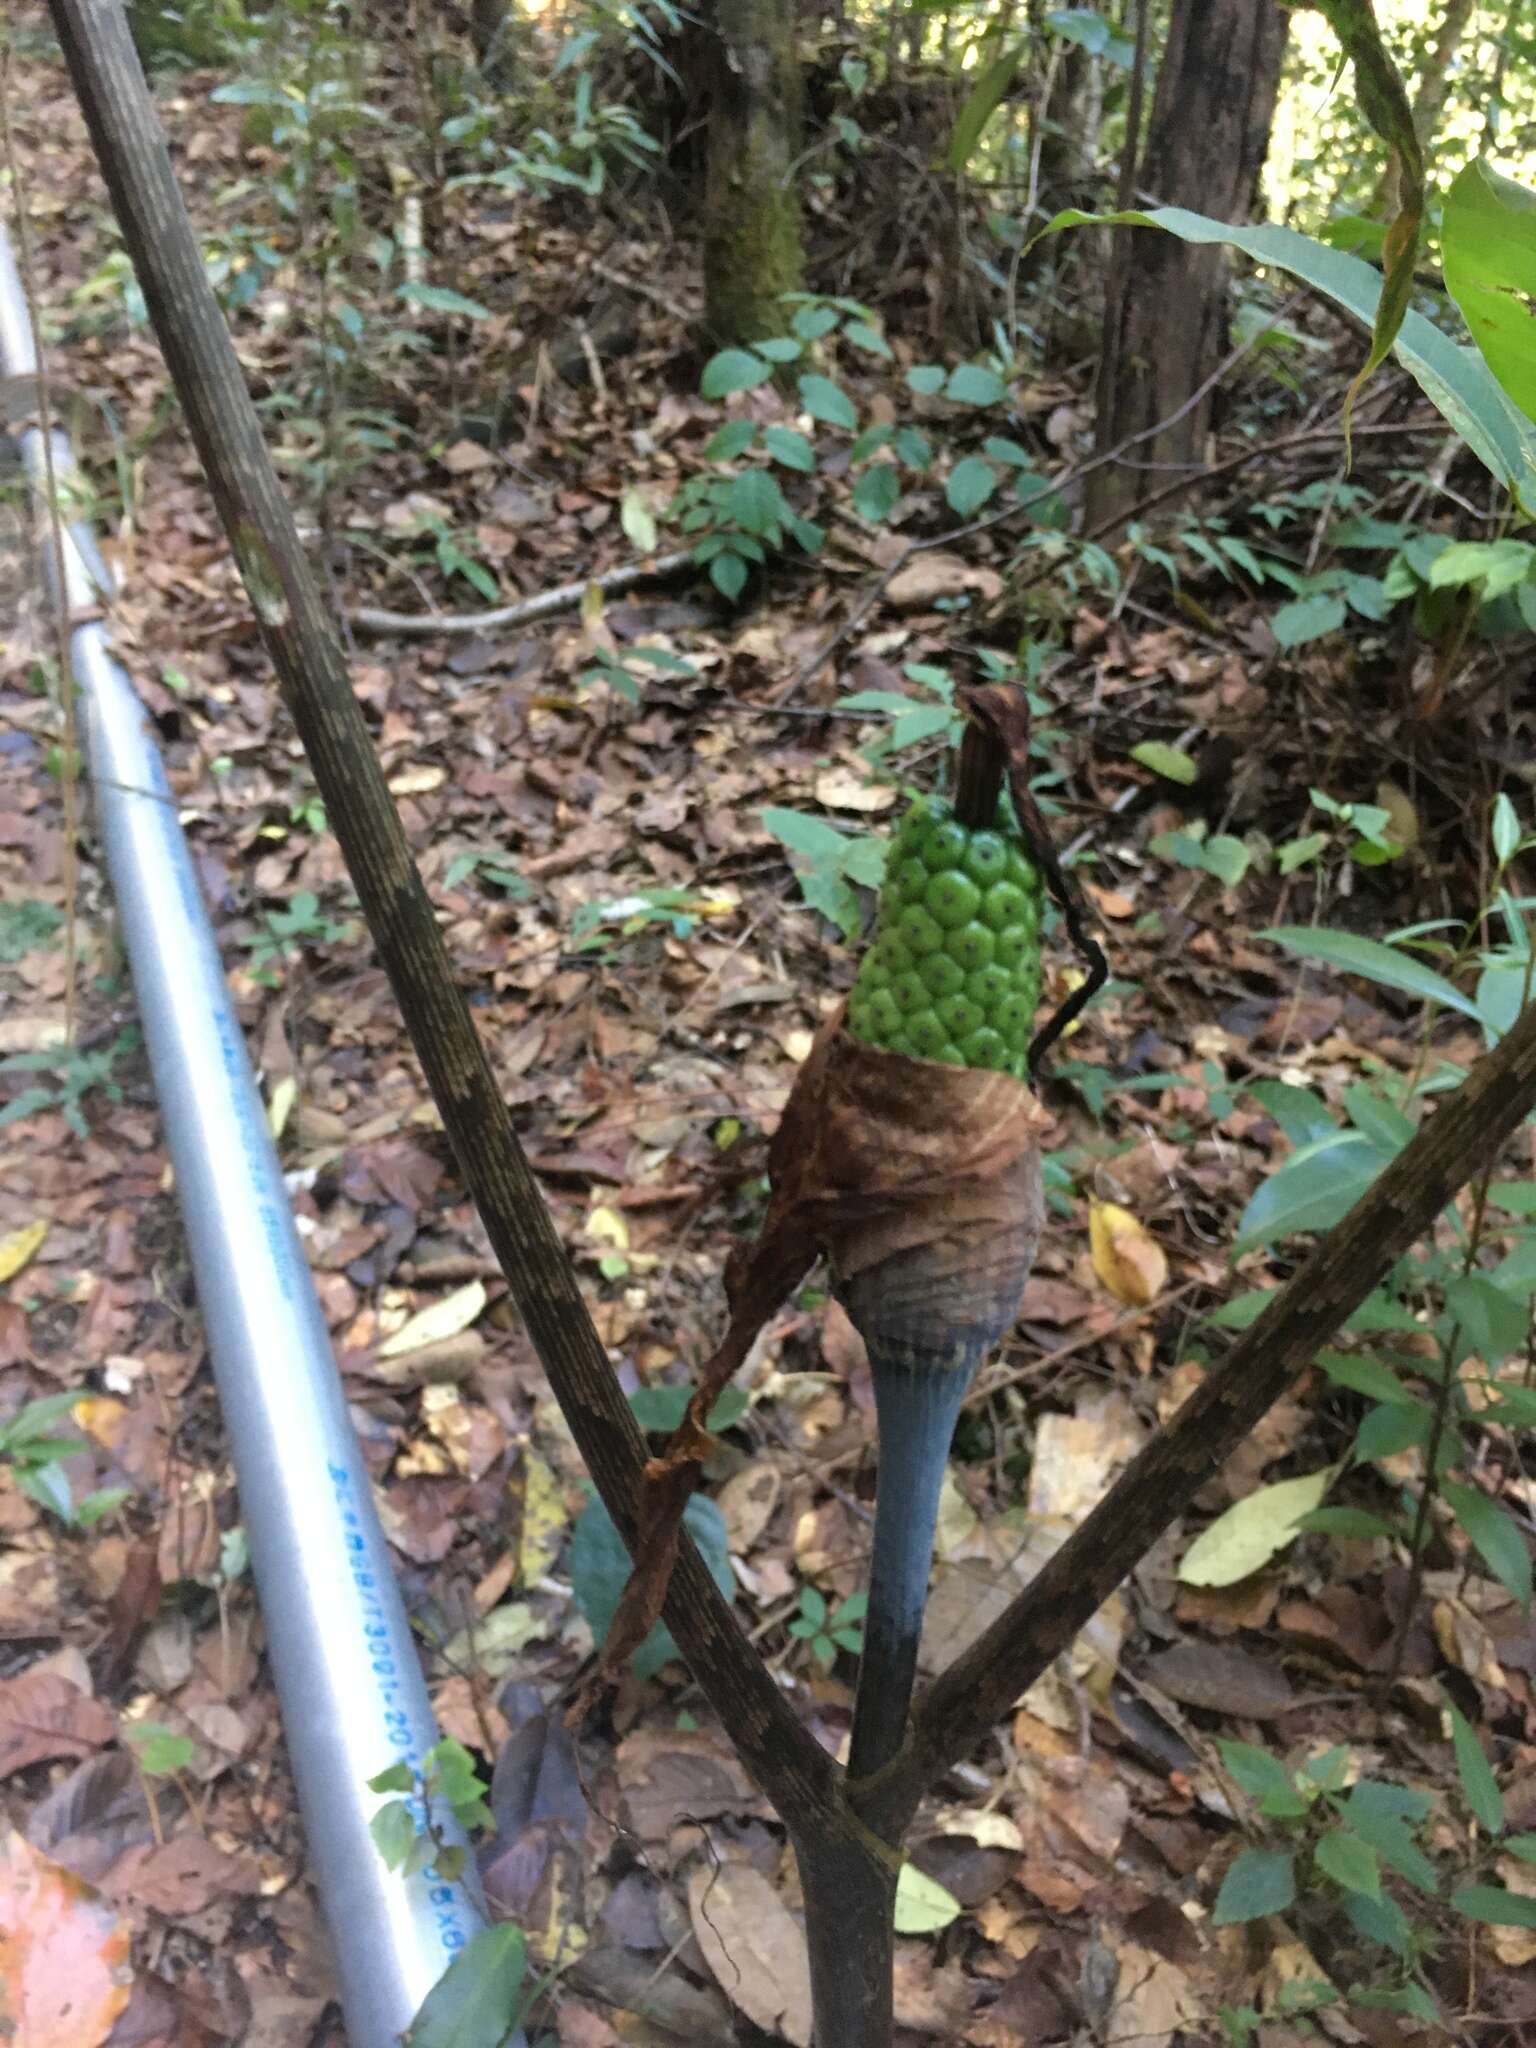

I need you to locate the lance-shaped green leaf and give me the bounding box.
[1305,0,1422,436]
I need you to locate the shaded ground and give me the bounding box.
[2,18,1535,2047]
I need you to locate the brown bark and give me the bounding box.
[1084,0,1288,538]
[702,0,806,346]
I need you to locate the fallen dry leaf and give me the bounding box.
[686,1861,812,2047]
[0,1829,132,2046]
[1088,1200,1167,1307]
[0,1671,116,1781]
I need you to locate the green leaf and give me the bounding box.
[752,335,804,363]
[367,1762,416,1796]
[726,469,788,537]
[762,426,816,472]
[1304,0,1422,428]
[947,37,1028,171]
[628,1386,748,1434]
[701,349,774,398]
[1451,1885,1536,1929]
[706,418,758,461]
[894,1862,962,1934]
[1492,792,1523,866]
[1033,207,1536,509]
[1314,1826,1380,1897]
[1212,1848,1296,1925]
[404,1926,527,2048]
[1272,591,1346,647]
[1131,741,1198,785]
[1247,1081,1337,1146]
[1315,1349,1415,1405]
[1443,160,1536,430]
[1235,1131,1395,1251]
[945,363,1008,407]
[1446,1698,1504,1836]
[1505,1833,1536,1864]
[1261,927,1481,1021]
[1296,1506,1399,1541]
[1444,1272,1528,1365]
[1343,1887,1412,1957]
[397,283,491,320]
[369,1800,418,1871]
[761,806,855,866]
[1442,1481,1533,1609]
[845,322,892,359]
[1342,1782,1437,1893]
[797,374,858,430]
[570,1492,734,1678]
[1202,836,1250,889]
[852,462,901,522]
[1217,1740,1309,1818]
[1353,1400,1431,1465]
[906,365,946,397]
[945,456,997,517]
[1180,1469,1335,1587]
[710,551,748,602]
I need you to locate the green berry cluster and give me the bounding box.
[846,794,1046,1077]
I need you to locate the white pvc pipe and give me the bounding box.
[0,225,506,2046]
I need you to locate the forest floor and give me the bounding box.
[2,19,1535,2048]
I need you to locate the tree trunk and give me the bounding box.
[1084,0,1287,539]
[702,0,806,347]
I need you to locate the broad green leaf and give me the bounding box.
[1315,1349,1414,1405]
[852,462,901,522]
[1505,1833,1536,1863]
[1353,1400,1431,1465]
[752,335,804,364]
[1203,836,1250,889]
[1476,960,1529,1043]
[1296,1506,1400,1540]
[1235,1130,1394,1251]
[945,456,996,517]
[894,1861,962,1934]
[726,468,788,537]
[1444,1272,1528,1365]
[1179,1468,1334,1586]
[369,1800,418,1871]
[1342,1082,1415,1151]
[1212,1847,1296,1924]
[763,426,817,473]
[1217,1740,1308,1818]
[705,418,757,461]
[906,365,946,397]
[797,374,858,430]
[1342,1782,1438,1893]
[1131,741,1197,785]
[404,1926,526,2048]
[397,283,491,320]
[945,363,1008,407]
[701,349,773,398]
[1443,161,1536,429]
[569,1492,734,1678]
[1442,1481,1533,1609]
[709,551,748,601]
[1272,591,1346,646]
[1344,1887,1412,1957]
[628,1385,748,1435]
[1446,1699,1504,1836]
[1314,1826,1380,1898]
[761,806,855,866]
[1261,927,1480,1021]
[1247,1081,1337,1147]
[947,38,1028,172]
[1034,208,1536,509]
[1451,1885,1536,1929]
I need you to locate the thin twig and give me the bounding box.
[348,546,697,635]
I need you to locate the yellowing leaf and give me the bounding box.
[1375,780,1419,851]
[1089,1201,1167,1307]
[1179,1468,1336,1588]
[620,486,658,554]
[0,1219,49,1284]
[378,1280,487,1359]
[894,1861,962,1935]
[266,1075,297,1142]
[516,1452,569,1586]
[584,1206,629,1252]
